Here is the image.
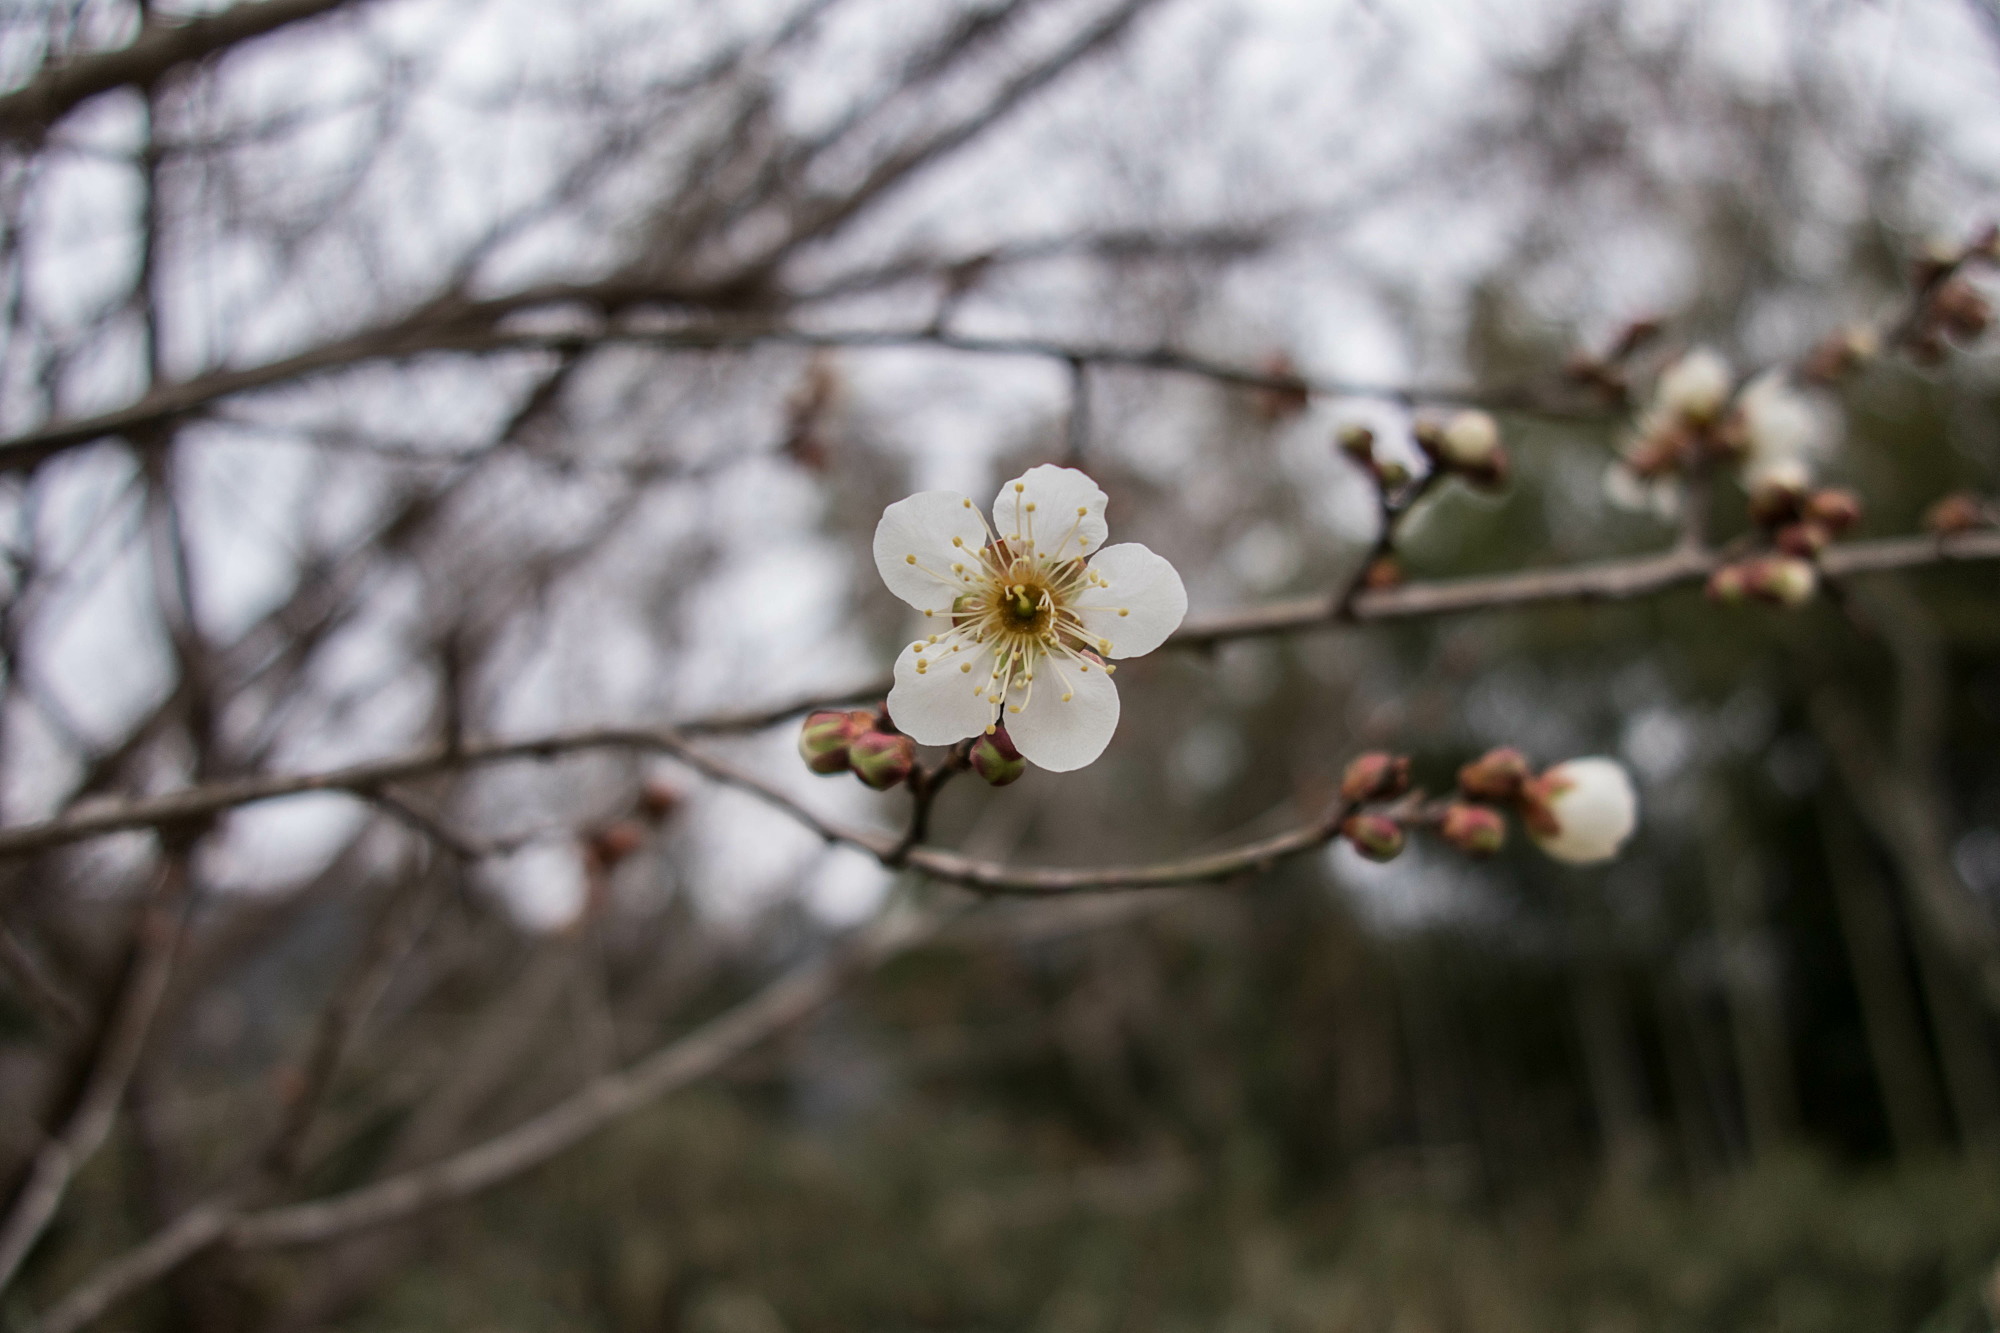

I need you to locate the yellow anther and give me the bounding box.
[1062,692,1074,702]
[1014,482,1024,492]
[1025,502,1036,512]
[1098,639,1111,652]
[952,536,964,547]
[1076,506,1086,515]
[984,724,996,735]
[905,554,916,564]
[960,663,972,673]
[963,498,973,507]
[1008,705,1022,713]
[1119,609,1129,617]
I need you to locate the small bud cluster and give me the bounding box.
[1412,409,1510,490]
[1337,750,1412,862]
[1906,225,1998,364]
[1333,748,1637,867]
[1338,410,1510,497]
[581,778,685,875]
[800,708,917,790]
[1705,480,1864,611]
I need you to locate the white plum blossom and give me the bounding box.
[1653,346,1732,424]
[1526,757,1638,865]
[1734,370,1827,487]
[873,465,1187,772]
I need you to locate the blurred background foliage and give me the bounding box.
[4,0,2000,1329]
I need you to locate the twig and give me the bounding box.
[0,856,191,1292]
[0,0,364,142]
[0,527,1993,863]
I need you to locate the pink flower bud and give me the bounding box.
[1457,747,1531,803]
[1705,563,1750,605]
[1519,758,1637,865]
[1804,488,1861,535]
[1341,813,1406,863]
[1774,521,1829,558]
[1744,556,1817,608]
[1340,752,1411,803]
[848,730,917,790]
[799,710,862,774]
[1925,492,1989,535]
[1362,556,1404,590]
[969,726,1027,787]
[587,820,647,869]
[1438,803,1507,858]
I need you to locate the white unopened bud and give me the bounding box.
[1439,410,1501,467]
[1523,758,1638,865]
[1735,371,1822,483]
[1654,347,1732,424]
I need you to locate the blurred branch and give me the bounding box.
[0,0,364,143]
[0,856,191,1293]
[0,318,1606,474]
[33,903,952,1331]
[0,528,1994,863]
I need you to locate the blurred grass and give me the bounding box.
[322,1091,2000,1333]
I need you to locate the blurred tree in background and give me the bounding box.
[0,0,1996,1329]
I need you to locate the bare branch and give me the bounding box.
[0,0,365,142]
[0,857,191,1293]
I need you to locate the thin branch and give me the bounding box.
[0,320,1604,474]
[0,856,190,1293]
[0,0,364,142]
[0,527,1994,862]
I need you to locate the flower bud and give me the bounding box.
[848,730,917,790]
[799,710,862,774]
[1931,276,1992,340]
[1623,432,1683,480]
[1744,556,1817,608]
[640,779,683,821]
[1439,409,1508,489]
[1341,813,1406,863]
[1803,488,1861,535]
[1800,324,1879,383]
[1519,758,1637,865]
[1337,423,1376,462]
[1340,751,1411,803]
[1438,803,1507,858]
[969,726,1027,787]
[1654,347,1732,425]
[1705,562,1750,605]
[587,820,647,869]
[1371,457,1411,489]
[1925,492,1989,535]
[1746,471,1807,528]
[1457,747,1531,803]
[1774,521,1829,558]
[1411,415,1447,462]
[1440,410,1500,465]
[1362,555,1404,590]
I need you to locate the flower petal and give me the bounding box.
[1003,650,1119,772]
[873,491,990,613]
[1073,542,1186,659]
[993,464,1107,560]
[1530,758,1638,864]
[887,635,997,746]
